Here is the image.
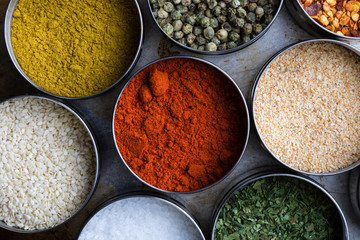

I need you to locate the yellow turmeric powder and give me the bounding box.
[11,0,141,97]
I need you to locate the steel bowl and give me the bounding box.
[77,192,206,239]
[349,167,360,220]
[112,56,250,193]
[0,95,100,233]
[4,0,143,99]
[250,39,360,176]
[285,0,360,43]
[211,170,349,240]
[147,0,284,55]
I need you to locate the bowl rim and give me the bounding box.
[0,94,100,233]
[112,55,250,193]
[4,0,144,99]
[147,0,284,55]
[250,38,360,176]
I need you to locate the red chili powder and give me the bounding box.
[114,58,247,192]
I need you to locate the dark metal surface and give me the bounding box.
[0,0,359,239]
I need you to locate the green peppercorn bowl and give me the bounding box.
[211,169,349,240]
[148,0,284,55]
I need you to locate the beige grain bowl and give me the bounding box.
[253,39,360,175]
[0,96,99,233]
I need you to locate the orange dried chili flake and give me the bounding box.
[301,0,360,37]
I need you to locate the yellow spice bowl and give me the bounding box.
[4,0,143,99]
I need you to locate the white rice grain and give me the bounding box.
[0,97,96,230]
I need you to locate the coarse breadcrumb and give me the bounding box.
[254,42,360,173]
[0,97,96,230]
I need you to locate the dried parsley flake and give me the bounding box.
[214,177,342,240]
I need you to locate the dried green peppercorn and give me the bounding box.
[239,0,248,7]
[205,9,213,17]
[216,29,228,41]
[217,15,227,23]
[248,2,257,12]
[218,1,226,8]
[227,41,237,48]
[196,35,207,45]
[182,23,193,34]
[164,2,174,12]
[255,6,264,19]
[193,26,203,36]
[246,12,256,23]
[187,33,196,44]
[158,0,165,7]
[198,2,207,11]
[242,34,251,43]
[218,42,227,50]
[210,18,219,28]
[182,0,192,6]
[233,17,245,28]
[178,37,187,45]
[230,0,241,8]
[243,22,252,35]
[186,15,197,25]
[221,22,232,32]
[254,23,263,34]
[203,26,215,39]
[213,6,222,16]
[208,0,218,9]
[257,0,268,6]
[173,20,183,31]
[158,8,169,18]
[200,16,211,28]
[205,42,217,51]
[176,4,188,13]
[237,7,247,17]
[174,31,185,39]
[171,10,182,20]
[212,36,221,46]
[229,31,240,41]
[163,23,174,35]
[198,45,205,51]
[189,43,198,49]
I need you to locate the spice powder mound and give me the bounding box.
[114,58,247,192]
[254,42,360,173]
[11,0,140,97]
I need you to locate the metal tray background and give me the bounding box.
[0,0,359,239]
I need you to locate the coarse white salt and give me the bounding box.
[78,196,203,240]
[0,97,96,230]
[254,42,360,173]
